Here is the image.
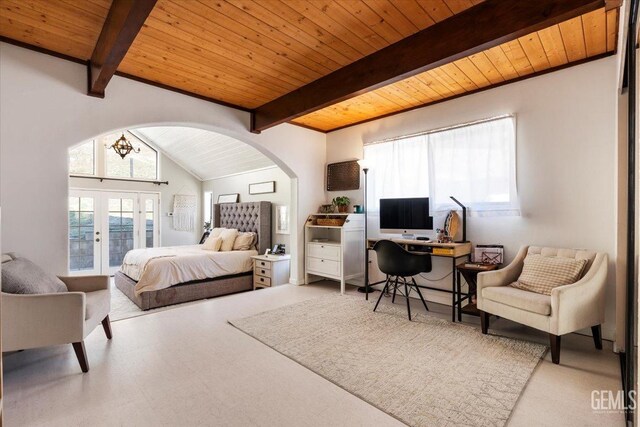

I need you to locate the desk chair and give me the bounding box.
[372,240,432,320]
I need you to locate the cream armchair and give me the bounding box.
[2,275,112,372]
[477,246,607,364]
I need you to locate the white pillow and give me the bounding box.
[209,227,226,238]
[219,229,239,252]
[202,236,222,251]
[233,232,256,251]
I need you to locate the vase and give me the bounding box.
[338,205,349,213]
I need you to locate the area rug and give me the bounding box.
[229,294,546,427]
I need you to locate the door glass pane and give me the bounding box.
[109,198,135,267]
[69,196,95,272]
[145,198,155,248]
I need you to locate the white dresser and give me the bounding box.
[251,254,291,290]
[304,213,365,294]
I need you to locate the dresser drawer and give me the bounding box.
[254,265,272,278]
[307,257,340,277]
[254,275,271,288]
[254,259,271,270]
[307,243,341,261]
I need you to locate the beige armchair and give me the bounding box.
[477,246,607,364]
[2,275,112,372]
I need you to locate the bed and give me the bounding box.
[115,201,271,310]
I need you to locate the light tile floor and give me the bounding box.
[3,282,625,426]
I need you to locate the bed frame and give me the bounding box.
[115,201,272,310]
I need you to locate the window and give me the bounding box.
[103,131,158,180]
[203,192,213,228]
[363,135,430,212]
[69,131,159,181]
[69,141,95,175]
[364,115,519,216]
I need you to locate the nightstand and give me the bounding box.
[251,254,291,290]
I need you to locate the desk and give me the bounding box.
[366,238,472,322]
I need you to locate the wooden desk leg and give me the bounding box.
[451,258,456,323]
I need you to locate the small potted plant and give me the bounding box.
[332,196,351,213]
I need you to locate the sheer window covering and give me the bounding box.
[364,116,519,217]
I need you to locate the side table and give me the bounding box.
[455,263,498,321]
[251,254,291,290]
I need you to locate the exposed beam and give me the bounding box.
[88,0,157,98]
[251,0,605,133]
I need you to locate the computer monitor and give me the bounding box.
[379,197,433,238]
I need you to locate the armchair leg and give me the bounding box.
[549,334,561,364]
[591,325,603,350]
[102,315,113,340]
[72,341,89,373]
[480,311,489,334]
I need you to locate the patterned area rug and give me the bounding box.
[230,294,546,427]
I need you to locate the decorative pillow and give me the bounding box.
[209,227,226,238]
[1,256,68,294]
[233,232,256,251]
[219,228,239,252]
[510,254,588,295]
[202,236,222,251]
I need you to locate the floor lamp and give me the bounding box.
[356,159,373,298]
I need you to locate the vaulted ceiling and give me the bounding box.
[133,127,275,180]
[0,0,621,132]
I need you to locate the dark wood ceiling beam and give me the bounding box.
[251,0,605,133]
[88,0,157,98]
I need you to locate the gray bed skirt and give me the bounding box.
[114,271,253,311]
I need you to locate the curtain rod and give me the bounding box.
[364,114,514,146]
[69,175,169,185]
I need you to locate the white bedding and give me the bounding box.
[120,245,257,296]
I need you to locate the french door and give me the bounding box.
[68,190,159,275]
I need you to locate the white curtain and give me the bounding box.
[363,134,429,213]
[427,116,519,216]
[364,116,519,218]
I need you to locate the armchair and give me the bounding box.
[477,246,607,364]
[2,275,112,372]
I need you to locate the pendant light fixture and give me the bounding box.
[109,133,140,159]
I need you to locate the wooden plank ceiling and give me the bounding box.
[0,0,619,132]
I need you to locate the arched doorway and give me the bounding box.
[66,124,300,281]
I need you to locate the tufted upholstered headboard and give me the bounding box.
[213,202,272,255]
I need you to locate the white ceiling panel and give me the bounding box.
[133,127,275,181]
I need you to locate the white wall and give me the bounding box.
[326,56,620,341]
[0,42,326,283]
[69,153,203,247]
[202,167,292,252]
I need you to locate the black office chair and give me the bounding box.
[372,240,432,321]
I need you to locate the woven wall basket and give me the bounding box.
[327,160,360,191]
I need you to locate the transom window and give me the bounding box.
[69,131,158,181]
